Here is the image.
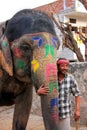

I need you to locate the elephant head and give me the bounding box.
[0,9,59,83]
[0,9,60,130]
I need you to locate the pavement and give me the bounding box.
[0,106,87,130]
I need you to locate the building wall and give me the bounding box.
[76,0,87,12]
[35,0,64,15]
[66,0,75,7]
[35,0,76,15]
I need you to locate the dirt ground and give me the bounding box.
[0,106,87,130]
[0,105,44,130]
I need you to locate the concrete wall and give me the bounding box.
[31,62,87,126]
[69,62,87,126]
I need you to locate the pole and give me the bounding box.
[76,120,78,130]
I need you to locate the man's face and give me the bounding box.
[58,63,69,75]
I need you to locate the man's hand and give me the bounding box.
[74,96,80,121]
[74,110,80,121]
[37,84,49,96]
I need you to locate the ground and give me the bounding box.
[0,106,87,130]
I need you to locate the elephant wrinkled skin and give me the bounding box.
[0,9,59,130]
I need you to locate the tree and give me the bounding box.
[49,13,84,62]
[78,0,87,61]
[77,26,87,61]
[47,0,87,62]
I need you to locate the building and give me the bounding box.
[35,0,87,61]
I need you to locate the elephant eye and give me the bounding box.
[20,44,31,51]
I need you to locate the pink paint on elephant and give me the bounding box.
[45,63,57,79]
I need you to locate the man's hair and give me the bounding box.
[57,58,67,62]
[57,58,69,65]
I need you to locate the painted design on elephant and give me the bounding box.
[15,59,26,75]
[50,97,58,109]
[30,32,58,91]
[43,33,49,42]
[49,82,58,94]
[29,32,58,75]
[45,63,59,122]
[50,97,59,121]
[44,44,55,59]
[10,42,28,76]
[31,59,39,72]
[51,111,59,120]
[43,33,58,48]
[45,63,58,94]
[13,47,22,58]
[45,63,57,80]
[31,36,43,47]
[1,40,11,64]
[30,32,58,48]
[49,91,59,121]
[0,38,13,76]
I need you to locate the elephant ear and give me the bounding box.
[0,37,13,76]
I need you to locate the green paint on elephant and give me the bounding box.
[49,82,58,93]
[44,44,54,58]
[15,59,26,71]
[2,41,8,47]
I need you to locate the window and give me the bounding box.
[69,18,76,23]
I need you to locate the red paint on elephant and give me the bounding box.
[13,48,22,58]
[45,63,57,81]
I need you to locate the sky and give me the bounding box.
[0,0,56,22]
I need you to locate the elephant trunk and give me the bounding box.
[31,32,59,130]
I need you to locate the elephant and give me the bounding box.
[0,9,59,130]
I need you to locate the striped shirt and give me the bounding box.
[58,74,80,119]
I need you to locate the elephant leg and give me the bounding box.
[12,85,33,130]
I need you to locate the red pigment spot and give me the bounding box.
[14,48,22,58]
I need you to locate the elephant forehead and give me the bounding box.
[11,32,59,48]
[28,33,58,87]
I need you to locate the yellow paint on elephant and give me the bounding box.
[43,33,49,41]
[31,59,39,72]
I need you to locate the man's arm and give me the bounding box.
[74,96,80,121]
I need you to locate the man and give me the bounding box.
[37,58,80,130]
